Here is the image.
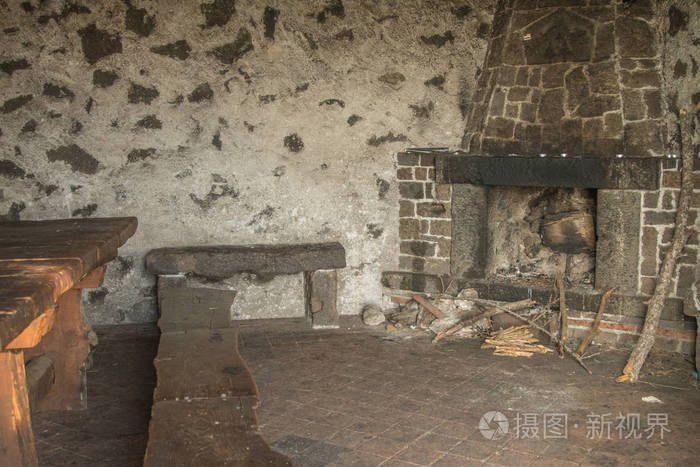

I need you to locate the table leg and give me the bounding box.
[29,289,90,412]
[0,349,38,467]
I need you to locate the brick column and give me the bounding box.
[397,153,452,275]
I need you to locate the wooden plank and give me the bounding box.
[0,350,38,467]
[6,308,56,350]
[25,355,55,412]
[541,211,595,253]
[0,217,137,245]
[73,266,106,289]
[154,328,258,402]
[144,397,292,466]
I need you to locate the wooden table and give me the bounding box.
[0,217,137,466]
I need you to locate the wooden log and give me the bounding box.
[541,211,595,253]
[25,355,55,412]
[413,295,447,319]
[618,108,696,383]
[575,288,615,357]
[0,350,38,467]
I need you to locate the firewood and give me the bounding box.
[575,288,615,357]
[412,295,447,319]
[432,299,534,343]
[618,108,697,383]
[541,211,595,253]
[556,269,567,358]
[481,325,553,357]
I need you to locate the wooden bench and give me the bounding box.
[0,217,137,466]
[146,242,347,327]
[143,287,292,465]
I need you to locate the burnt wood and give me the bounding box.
[433,153,661,189]
[541,211,596,254]
[0,217,137,350]
[146,242,347,278]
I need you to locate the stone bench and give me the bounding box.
[143,287,292,466]
[146,242,347,328]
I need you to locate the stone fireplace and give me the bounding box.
[383,0,699,354]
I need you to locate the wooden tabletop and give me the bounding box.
[0,217,138,350]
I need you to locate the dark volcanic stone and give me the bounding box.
[347,114,362,126]
[673,60,687,78]
[209,28,253,64]
[127,148,156,163]
[451,5,472,18]
[37,2,90,24]
[46,144,99,174]
[1,94,33,113]
[334,28,353,41]
[135,115,162,129]
[78,23,122,64]
[146,242,347,278]
[125,2,156,37]
[212,131,222,150]
[420,31,455,47]
[284,133,304,152]
[367,132,407,146]
[128,83,159,104]
[200,0,236,28]
[379,72,405,86]
[616,17,655,58]
[93,69,119,87]
[575,95,619,118]
[187,83,213,102]
[538,89,564,123]
[0,160,26,179]
[150,40,191,60]
[263,6,280,39]
[624,121,664,156]
[72,203,98,217]
[20,119,37,133]
[0,58,30,75]
[668,5,688,37]
[43,82,74,101]
[424,75,445,88]
[319,98,345,108]
[523,9,593,64]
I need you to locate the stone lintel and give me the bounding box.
[146,242,346,278]
[433,153,660,190]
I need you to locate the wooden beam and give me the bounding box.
[0,350,38,467]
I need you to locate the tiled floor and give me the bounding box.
[237,319,700,467]
[32,321,700,466]
[32,324,158,466]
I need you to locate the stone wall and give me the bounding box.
[0,0,493,323]
[462,0,667,158]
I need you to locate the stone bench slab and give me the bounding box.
[146,242,346,279]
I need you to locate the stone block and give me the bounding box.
[538,89,564,123]
[399,200,414,217]
[450,184,488,278]
[416,202,450,218]
[616,17,655,58]
[304,270,338,328]
[398,182,424,199]
[146,243,346,278]
[429,220,452,237]
[489,89,506,116]
[400,241,436,257]
[621,70,661,88]
[484,117,515,139]
[399,255,425,272]
[622,89,645,121]
[158,287,236,332]
[595,190,642,294]
[397,153,419,166]
[624,121,664,156]
[575,95,620,118]
[588,61,619,94]
[399,218,421,240]
[397,168,413,180]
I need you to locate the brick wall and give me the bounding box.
[639,159,700,299]
[397,152,452,275]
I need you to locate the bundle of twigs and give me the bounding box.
[481,325,553,357]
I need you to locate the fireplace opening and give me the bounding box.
[487,186,596,287]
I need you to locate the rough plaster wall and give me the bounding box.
[0,0,493,323]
